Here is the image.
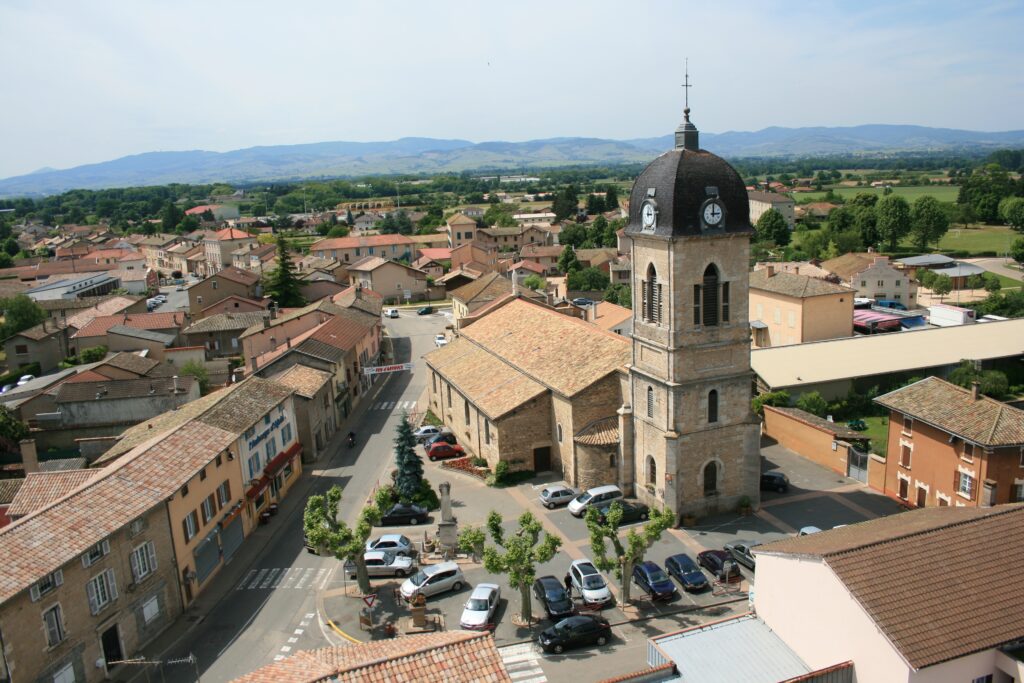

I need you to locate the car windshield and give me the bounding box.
[409,570,428,587]
[647,568,669,582]
[582,573,605,589]
[678,558,698,572]
[466,598,489,611]
[575,492,592,504]
[546,587,567,601]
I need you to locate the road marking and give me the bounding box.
[248,568,269,589]
[499,643,545,683]
[280,646,291,653]
[273,655,285,661]
[288,637,298,643]
[315,567,329,590]
[236,569,257,590]
[260,568,281,589]
[293,629,304,635]
[305,613,315,619]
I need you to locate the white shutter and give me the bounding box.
[54,569,63,586]
[101,539,110,556]
[146,542,158,572]
[29,584,40,602]
[106,569,118,600]
[82,552,91,568]
[87,578,99,614]
[130,549,141,582]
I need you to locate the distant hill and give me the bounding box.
[3,124,1024,196]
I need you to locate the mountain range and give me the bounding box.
[3,124,1023,197]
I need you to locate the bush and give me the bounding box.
[752,390,790,416]
[375,480,440,511]
[796,391,829,417]
[79,345,107,363]
[470,456,488,468]
[493,461,510,485]
[422,410,443,427]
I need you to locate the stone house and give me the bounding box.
[3,318,70,373]
[821,253,918,306]
[187,267,262,315]
[748,266,855,347]
[184,311,271,358]
[309,234,414,265]
[346,257,430,303]
[202,228,258,276]
[747,190,796,228]
[445,213,478,249]
[518,244,563,275]
[269,365,336,462]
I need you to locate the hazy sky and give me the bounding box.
[1,0,1022,178]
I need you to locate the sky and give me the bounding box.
[1,0,1022,179]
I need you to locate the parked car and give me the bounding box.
[724,540,761,571]
[664,553,709,592]
[175,284,185,291]
[538,615,612,654]
[434,334,448,347]
[383,308,400,318]
[346,551,415,580]
[423,432,458,450]
[567,484,622,518]
[533,575,575,621]
[459,583,500,630]
[16,375,35,386]
[0,384,14,395]
[632,561,677,600]
[379,503,429,526]
[539,485,577,509]
[594,500,650,525]
[365,534,415,557]
[417,306,434,315]
[846,419,867,431]
[426,441,465,461]
[798,526,822,536]
[152,294,167,303]
[697,550,742,582]
[760,471,789,493]
[571,297,594,307]
[399,561,465,601]
[876,299,907,311]
[412,425,448,443]
[569,559,612,606]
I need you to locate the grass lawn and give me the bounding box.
[916,225,1020,255]
[798,185,960,203]
[861,416,889,457]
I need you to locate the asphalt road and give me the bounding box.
[965,257,1024,282]
[157,306,450,682]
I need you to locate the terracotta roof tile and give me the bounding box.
[0,479,23,505]
[7,470,100,517]
[99,351,161,376]
[212,228,253,240]
[271,365,332,399]
[520,244,563,258]
[820,252,883,281]
[310,234,414,251]
[749,269,854,298]
[185,311,270,334]
[54,376,194,403]
[591,301,632,332]
[197,377,292,433]
[758,504,1024,669]
[72,311,185,339]
[575,416,619,446]
[210,266,261,286]
[875,377,1024,446]
[451,272,514,305]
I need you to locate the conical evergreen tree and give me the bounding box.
[265,236,306,307]
[394,414,423,502]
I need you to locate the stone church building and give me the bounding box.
[425,108,761,519]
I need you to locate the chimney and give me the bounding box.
[766,265,776,277]
[512,274,520,297]
[270,305,278,320]
[263,316,271,329]
[286,337,291,349]
[173,375,179,393]
[354,286,362,300]
[20,439,39,475]
[971,381,981,400]
[794,266,800,275]
[250,356,258,372]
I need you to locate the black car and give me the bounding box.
[417,306,434,315]
[379,503,429,526]
[423,432,458,450]
[631,561,677,600]
[571,297,594,307]
[594,500,650,526]
[697,550,742,582]
[538,614,611,654]
[664,553,709,592]
[760,471,789,493]
[532,575,575,621]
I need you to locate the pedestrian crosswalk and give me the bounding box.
[369,400,418,412]
[235,567,330,591]
[499,643,547,683]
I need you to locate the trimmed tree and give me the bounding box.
[394,414,424,502]
[931,273,953,301]
[584,504,674,604]
[265,236,306,307]
[303,485,381,595]
[482,510,561,623]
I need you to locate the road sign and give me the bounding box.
[403,289,412,300]
[363,363,413,376]
[363,593,377,609]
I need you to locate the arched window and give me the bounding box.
[702,264,720,327]
[646,386,654,418]
[647,456,657,487]
[708,390,719,423]
[642,264,662,324]
[703,461,719,496]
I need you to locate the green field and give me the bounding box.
[899,225,1019,255]
[797,185,960,203]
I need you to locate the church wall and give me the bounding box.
[576,443,618,492]
[557,372,624,487]
[496,394,552,472]
[550,394,574,481]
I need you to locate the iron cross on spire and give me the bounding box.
[681,58,692,110]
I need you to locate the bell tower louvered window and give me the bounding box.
[643,264,662,324]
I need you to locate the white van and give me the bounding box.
[568,484,623,518]
[383,308,400,318]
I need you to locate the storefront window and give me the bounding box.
[254,491,266,509]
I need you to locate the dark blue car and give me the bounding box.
[664,553,709,592]
[631,560,677,600]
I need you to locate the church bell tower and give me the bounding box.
[623,99,761,520]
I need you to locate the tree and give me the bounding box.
[551,186,579,222]
[0,253,12,268]
[948,360,1009,399]
[303,485,381,595]
[982,272,1002,293]
[909,196,950,250]
[755,208,790,246]
[379,210,414,235]
[1000,197,1024,233]
[795,391,828,417]
[522,274,546,291]
[558,245,581,274]
[393,415,424,502]
[604,185,619,211]
[482,510,561,623]
[567,266,609,291]
[752,390,790,416]
[345,209,354,225]
[180,360,210,394]
[160,202,183,232]
[876,195,912,250]
[586,194,605,215]
[326,225,350,238]
[2,238,18,257]
[585,503,674,604]
[457,525,486,562]
[79,345,108,363]
[0,404,29,453]
[1010,237,1024,265]
[0,294,46,338]
[265,237,306,307]
[931,273,953,301]
[558,223,588,248]
[917,268,937,289]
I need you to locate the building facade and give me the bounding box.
[748,266,855,347]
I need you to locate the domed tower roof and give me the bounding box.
[625,109,751,239]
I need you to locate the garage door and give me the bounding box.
[193,529,222,585]
[221,516,244,562]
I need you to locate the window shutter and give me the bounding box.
[182,517,190,541]
[130,550,141,582]
[82,553,91,569]
[107,570,118,600]
[29,584,40,602]
[87,579,99,615]
[147,542,158,571]
[954,470,960,492]
[54,569,63,586]
[101,539,110,556]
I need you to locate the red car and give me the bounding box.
[426,442,465,461]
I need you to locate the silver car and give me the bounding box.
[347,551,415,580]
[365,534,415,557]
[539,485,577,509]
[400,561,465,601]
[460,583,500,630]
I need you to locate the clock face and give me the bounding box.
[641,201,657,229]
[703,201,724,226]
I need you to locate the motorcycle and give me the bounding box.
[347,433,356,448]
